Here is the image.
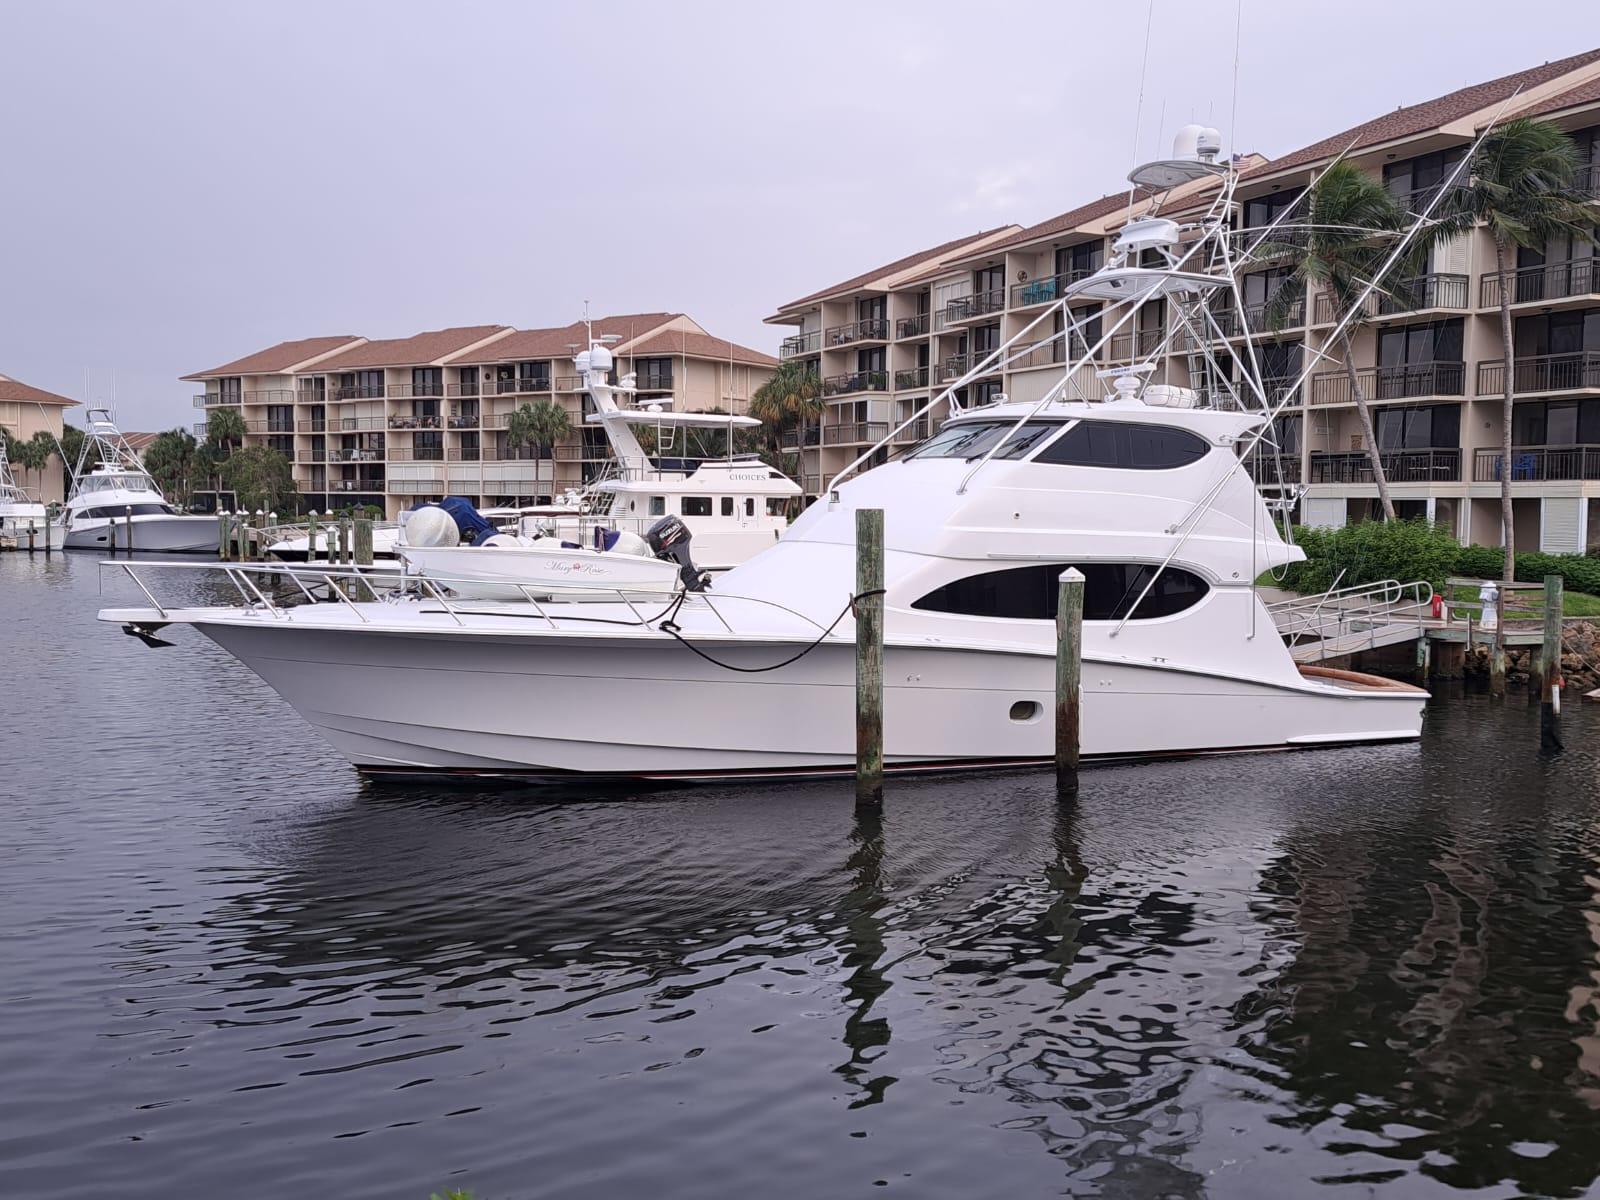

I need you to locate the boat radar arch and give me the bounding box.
[1128,124,1228,189]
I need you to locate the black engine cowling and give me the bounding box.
[645,515,709,592]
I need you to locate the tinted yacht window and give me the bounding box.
[912,562,1208,621]
[905,420,1062,461]
[1036,421,1210,469]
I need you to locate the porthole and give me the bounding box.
[1009,700,1042,723]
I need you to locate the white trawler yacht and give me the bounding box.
[61,411,218,553]
[397,345,800,597]
[101,127,1435,781]
[0,437,61,550]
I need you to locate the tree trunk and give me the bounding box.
[1342,330,1396,521]
[1493,236,1515,694]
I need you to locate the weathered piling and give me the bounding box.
[340,518,353,565]
[1542,574,1564,751]
[1415,634,1431,684]
[306,511,320,564]
[855,507,884,806]
[27,525,36,554]
[353,518,375,600]
[217,511,229,560]
[124,505,134,555]
[1055,568,1084,794]
[108,514,117,555]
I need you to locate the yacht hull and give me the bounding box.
[64,515,219,553]
[192,621,1425,782]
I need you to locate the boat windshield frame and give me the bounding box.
[902,418,1067,463]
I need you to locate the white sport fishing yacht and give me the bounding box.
[101,126,1437,781]
[62,411,218,553]
[0,437,61,550]
[398,346,800,598]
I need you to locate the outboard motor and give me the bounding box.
[645,515,709,592]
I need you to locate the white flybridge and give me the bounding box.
[101,126,1445,781]
[61,411,218,553]
[398,338,800,596]
[0,438,60,550]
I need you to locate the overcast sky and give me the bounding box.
[1,0,1591,429]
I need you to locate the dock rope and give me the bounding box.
[658,589,885,674]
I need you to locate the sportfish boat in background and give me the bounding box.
[100,126,1435,781]
[0,438,61,550]
[61,411,218,553]
[396,341,800,598]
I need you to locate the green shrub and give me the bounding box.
[1279,518,1462,593]
[1279,519,1600,597]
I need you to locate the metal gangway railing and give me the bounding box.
[1266,579,1435,662]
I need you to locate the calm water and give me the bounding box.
[5,553,1600,1199]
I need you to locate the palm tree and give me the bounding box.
[14,431,55,492]
[143,428,198,506]
[200,407,248,498]
[1264,161,1447,521]
[1447,118,1594,593]
[749,360,824,460]
[504,399,572,461]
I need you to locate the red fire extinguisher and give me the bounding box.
[1430,593,1444,620]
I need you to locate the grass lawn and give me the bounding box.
[1563,591,1600,617]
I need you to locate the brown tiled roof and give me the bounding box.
[467,314,682,363]
[776,227,1018,310]
[1247,47,1600,179]
[314,325,512,370]
[181,335,364,380]
[977,190,1154,254]
[1521,73,1600,119]
[0,373,78,407]
[626,330,777,367]
[123,432,161,454]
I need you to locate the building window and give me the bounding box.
[637,357,674,391]
[218,377,242,402]
[1054,242,1103,280]
[1375,404,1460,450]
[1512,399,1600,446]
[1242,189,1304,232]
[517,361,551,390]
[1034,421,1211,470]
[413,367,443,397]
[913,562,1209,622]
[1383,149,1465,206]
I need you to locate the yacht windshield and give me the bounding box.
[905,420,1062,462]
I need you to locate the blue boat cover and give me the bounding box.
[436,496,498,546]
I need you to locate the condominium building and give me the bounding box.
[769,48,1600,553]
[0,372,77,503]
[184,314,776,518]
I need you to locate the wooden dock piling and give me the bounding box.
[855,507,884,806]
[217,512,229,560]
[1489,587,1507,698]
[124,506,134,555]
[1055,568,1084,794]
[1542,574,1564,751]
[306,511,320,564]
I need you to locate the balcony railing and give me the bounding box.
[891,416,932,444]
[296,449,327,464]
[1010,339,1067,370]
[942,290,1005,324]
[1309,361,1465,405]
[1387,181,1466,216]
[1477,351,1600,397]
[780,330,822,358]
[390,447,445,462]
[387,414,441,429]
[1473,444,1600,482]
[332,479,387,493]
[822,370,889,396]
[1106,328,1166,360]
[446,381,481,397]
[896,313,931,339]
[1480,259,1600,307]
[388,382,446,399]
[825,319,890,347]
[894,365,930,390]
[554,375,584,391]
[447,446,483,462]
[1308,273,1470,325]
[297,419,327,432]
[238,389,298,404]
[195,393,242,407]
[448,414,479,429]
[1578,163,1599,200]
[488,376,553,395]
[1245,454,1303,485]
[333,384,384,400]
[1309,448,1462,483]
[327,416,386,431]
[1011,270,1094,309]
[822,421,890,445]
